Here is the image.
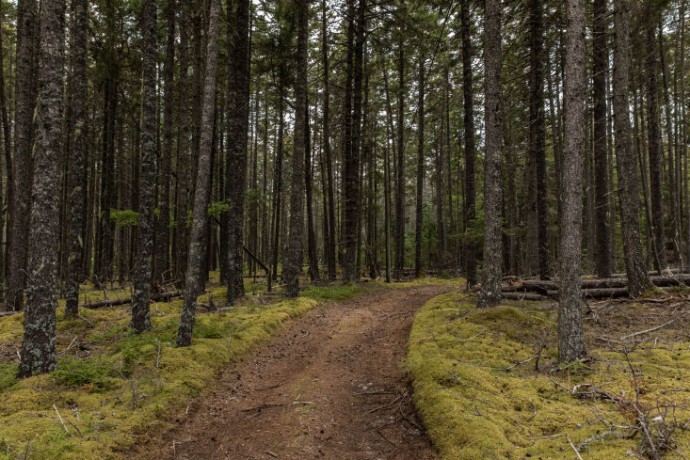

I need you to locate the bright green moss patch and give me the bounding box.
[408,292,690,459]
[0,280,329,459]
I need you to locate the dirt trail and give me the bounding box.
[142,285,446,460]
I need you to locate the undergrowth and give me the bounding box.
[408,291,690,459]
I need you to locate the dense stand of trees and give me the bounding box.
[2,0,690,374]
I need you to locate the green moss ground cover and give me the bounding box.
[408,291,690,459]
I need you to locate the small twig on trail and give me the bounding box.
[398,398,423,431]
[621,316,683,341]
[368,393,406,414]
[567,435,584,460]
[53,405,69,433]
[265,450,279,458]
[354,391,396,396]
[241,403,286,413]
[376,429,398,448]
[256,381,288,392]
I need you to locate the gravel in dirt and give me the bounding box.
[140,285,447,460]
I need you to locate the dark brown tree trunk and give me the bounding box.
[613,0,650,296]
[558,0,587,363]
[18,0,66,377]
[154,0,176,286]
[414,57,425,279]
[644,1,667,272]
[131,0,158,334]
[7,0,37,311]
[477,0,503,308]
[305,103,320,282]
[271,84,285,283]
[342,0,362,283]
[174,2,193,288]
[64,0,89,319]
[394,36,405,279]
[285,0,310,297]
[225,0,250,303]
[0,4,10,286]
[461,0,477,288]
[593,0,612,278]
[528,0,549,280]
[177,0,221,346]
[321,0,337,281]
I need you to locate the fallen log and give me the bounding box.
[500,292,550,301]
[502,274,690,296]
[80,290,182,309]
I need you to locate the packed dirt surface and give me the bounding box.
[140,285,448,460]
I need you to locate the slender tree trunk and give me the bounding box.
[177,0,221,346]
[64,0,89,319]
[285,0,309,297]
[613,0,650,296]
[18,0,66,377]
[414,57,425,279]
[321,0,337,281]
[154,0,176,286]
[7,0,37,311]
[226,0,250,303]
[645,2,667,271]
[558,0,587,363]
[529,0,549,280]
[593,0,612,278]
[305,103,320,282]
[461,0,477,287]
[477,0,503,308]
[271,83,285,282]
[131,0,158,334]
[394,36,405,279]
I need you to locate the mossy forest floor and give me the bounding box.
[408,288,690,459]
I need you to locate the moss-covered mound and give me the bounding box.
[408,291,690,459]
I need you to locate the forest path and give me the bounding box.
[142,285,447,460]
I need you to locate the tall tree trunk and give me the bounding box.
[593,0,612,278]
[131,0,158,334]
[414,57,425,279]
[7,0,37,311]
[321,0,337,281]
[394,36,405,279]
[342,0,360,283]
[154,0,176,286]
[613,0,650,296]
[18,0,66,377]
[528,0,549,279]
[64,0,89,319]
[0,4,11,288]
[477,0,502,308]
[226,0,250,303]
[305,103,320,282]
[461,0,477,288]
[285,0,310,297]
[177,0,221,346]
[645,1,667,271]
[558,0,587,363]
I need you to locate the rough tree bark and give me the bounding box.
[593,0,612,278]
[322,0,337,281]
[64,0,89,319]
[225,0,250,303]
[613,0,650,296]
[414,57,425,279]
[7,0,37,311]
[558,0,587,363]
[477,0,503,308]
[177,0,221,346]
[285,0,309,297]
[461,0,477,288]
[131,0,158,334]
[18,0,66,377]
